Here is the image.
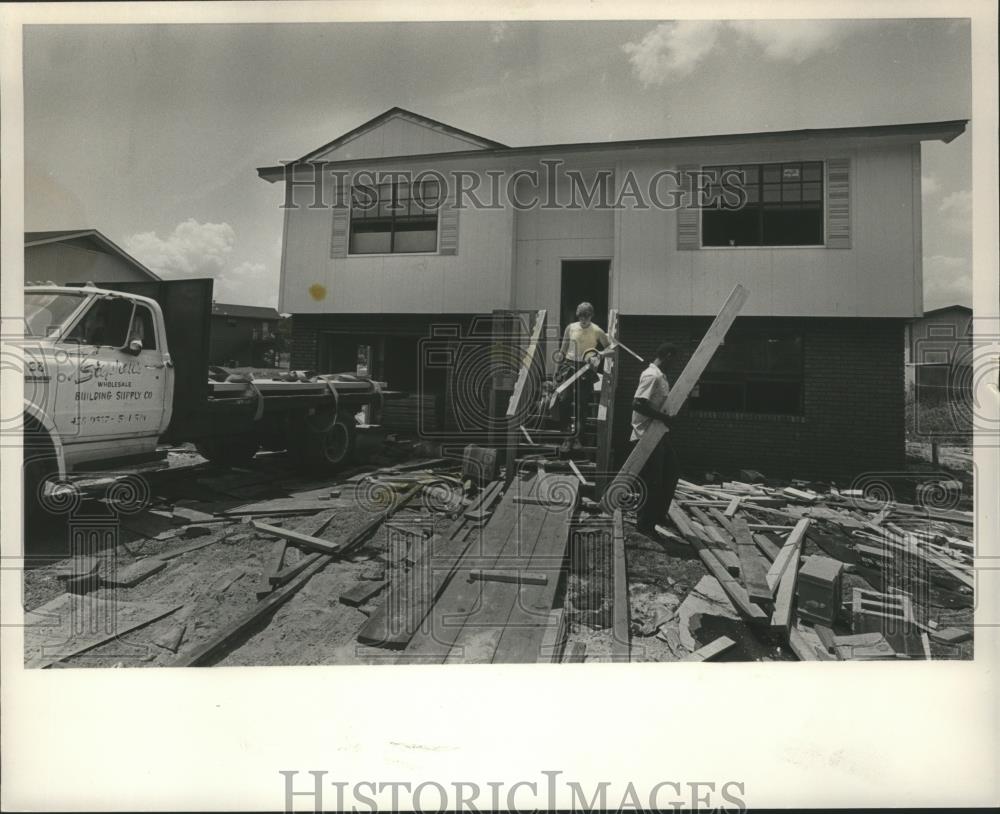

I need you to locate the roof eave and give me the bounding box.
[258,119,969,182]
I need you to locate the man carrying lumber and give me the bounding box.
[630,342,680,536]
[555,301,609,452]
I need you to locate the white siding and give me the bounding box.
[280,162,514,314]
[278,136,925,319]
[311,113,492,162]
[615,141,920,317]
[513,165,615,317]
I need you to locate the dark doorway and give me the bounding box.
[560,260,610,334]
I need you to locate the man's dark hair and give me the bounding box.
[654,342,677,361]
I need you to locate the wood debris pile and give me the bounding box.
[658,477,974,661]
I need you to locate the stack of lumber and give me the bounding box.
[665,478,975,661]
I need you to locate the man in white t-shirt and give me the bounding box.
[629,342,681,536]
[555,302,610,451]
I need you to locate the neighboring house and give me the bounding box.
[209,302,282,368]
[258,107,967,478]
[905,304,973,405]
[25,229,161,285]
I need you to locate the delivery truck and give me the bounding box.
[22,278,388,510]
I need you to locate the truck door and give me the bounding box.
[54,296,167,445]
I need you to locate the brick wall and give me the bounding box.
[612,316,907,481]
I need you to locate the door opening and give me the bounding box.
[560,260,611,335]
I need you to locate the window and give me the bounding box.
[65,298,134,347]
[691,331,804,415]
[702,161,824,247]
[23,293,87,337]
[349,179,439,254]
[127,305,156,350]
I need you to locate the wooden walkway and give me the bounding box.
[400,472,579,664]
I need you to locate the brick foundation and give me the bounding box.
[612,316,907,482]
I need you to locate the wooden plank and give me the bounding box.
[468,476,581,664]
[251,520,342,556]
[766,519,812,592]
[340,579,388,607]
[176,554,332,666]
[261,539,287,576]
[505,309,547,418]
[610,509,630,663]
[25,597,183,669]
[687,506,740,574]
[814,624,839,655]
[537,608,568,663]
[594,308,620,494]
[438,475,580,664]
[724,496,742,517]
[753,533,780,562]
[401,475,548,662]
[668,509,767,623]
[682,635,736,662]
[101,558,167,588]
[602,284,749,510]
[270,552,322,586]
[464,480,503,520]
[468,569,548,586]
[787,626,831,661]
[724,514,772,606]
[771,530,806,632]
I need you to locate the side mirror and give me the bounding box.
[126,339,143,355]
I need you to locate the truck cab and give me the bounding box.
[23,286,174,473]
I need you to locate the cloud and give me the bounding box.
[938,190,971,234]
[490,22,508,44]
[623,21,722,85]
[923,254,972,310]
[921,175,941,196]
[214,261,275,305]
[125,219,276,306]
[728,20,854,63]
[623,20,855,85]
[125,219,236,277]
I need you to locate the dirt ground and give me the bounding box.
[22,440,975,667]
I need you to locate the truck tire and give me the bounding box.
[292,414,357,473]
[195,434,260,467]
[22,417,59,525]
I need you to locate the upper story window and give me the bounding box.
[702,161,824,247]
[349,179,440,255]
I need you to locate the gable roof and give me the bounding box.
[921,304,973,318]
[25,229,161,281]
[298,107,508,162]
[212,302,281,320]
[260,117,968,181]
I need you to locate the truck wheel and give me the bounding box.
[22,417,58,524]
[294,415,357,472]
[195,434,260,467]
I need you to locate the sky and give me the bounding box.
[23,18,972,310]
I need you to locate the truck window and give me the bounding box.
[127,304,157,350]
[64,298,134,347]
[24,293,87,337]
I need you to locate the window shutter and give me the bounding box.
[676,164,700,250]
[438,196,459,255]
[825,158,851,249]
[330,206,349,258]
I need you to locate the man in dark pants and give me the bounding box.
[629,342,681,537]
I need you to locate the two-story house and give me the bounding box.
[258,108,967,479]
